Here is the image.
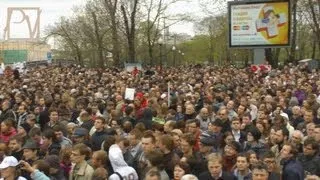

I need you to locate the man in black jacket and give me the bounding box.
[91,117,107,151]
[199,153,235,180]
[297,137,320,176]
[280,143,304,180]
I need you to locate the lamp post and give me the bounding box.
[172,45,176,66]
[181,52,184,65]
[158,37,163,71]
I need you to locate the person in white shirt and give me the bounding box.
[0,156,26,180]
[109,144,139,180]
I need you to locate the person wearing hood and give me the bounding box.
[108,144,139,180]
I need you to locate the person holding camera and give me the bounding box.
[19,160,50,180]
[0,156,26,180]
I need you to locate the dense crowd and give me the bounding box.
[0,64,319,180]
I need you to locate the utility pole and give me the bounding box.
[173,35,176,66]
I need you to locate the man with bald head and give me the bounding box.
[290,130,304,152]
[226,100,238,121]
[290,106,304,129]
[196,108,211,131]
[184,104,196,120]
[115,95,124,115]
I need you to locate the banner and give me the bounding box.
[228,0,290,48]
[251,64,272,73]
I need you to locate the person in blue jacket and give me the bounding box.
[280,143,304,180]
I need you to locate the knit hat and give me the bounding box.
[22,141,38,150]
[200,137,215,146]
[45,155,60,169]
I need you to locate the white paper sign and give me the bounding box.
[125,88,135,100]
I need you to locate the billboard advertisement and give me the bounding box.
[228,0,290,48]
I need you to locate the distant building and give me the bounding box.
[0,40,51,64]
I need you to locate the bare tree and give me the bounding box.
[104,0,121,66]
[121,0,139,63]
[46,18,85,66]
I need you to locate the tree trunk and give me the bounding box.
[147,24,154,66]
[308,0,320,54]
[121,0,138,63]
[312,36,316,59]
[104,0,121,67]
[112,24,121,67]
[148,41,154,66]
[289,0,297,63]
[208,25,214,65]
[91,12,104,68]
[76,49,83,67]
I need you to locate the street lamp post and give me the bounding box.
[172,46,176,66]
[181,52,184,65]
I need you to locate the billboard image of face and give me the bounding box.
[228,0,290,48]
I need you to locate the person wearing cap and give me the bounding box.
[201,119,223,152]
[0,156,26,180]
[21,141,40,179]
[72,128,91,147]
[199,137,215,161]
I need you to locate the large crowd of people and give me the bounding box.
[0,64,319,180]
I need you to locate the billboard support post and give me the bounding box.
[253,49,265,64]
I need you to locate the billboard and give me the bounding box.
[228,0,290,48]
[1,50,28,64]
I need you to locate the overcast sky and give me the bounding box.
[0,0,210,40]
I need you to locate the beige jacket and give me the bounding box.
[69,161,94,180]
